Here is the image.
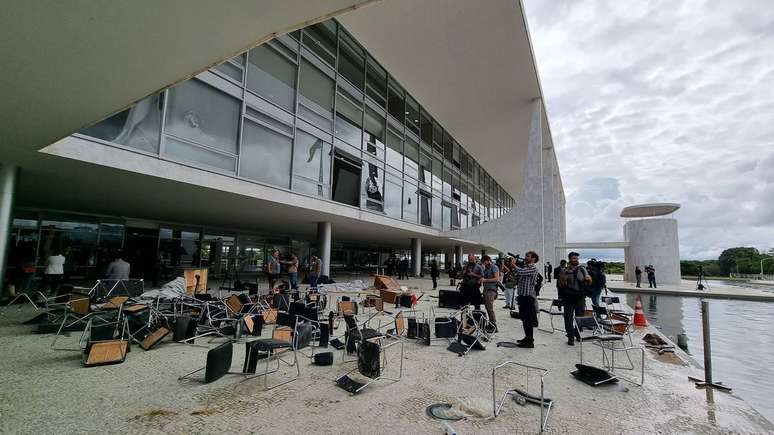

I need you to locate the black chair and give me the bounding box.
[574,316,644,386]
[173,315,198,343]
[343,314,384,358]
[335,333,404,395]
[179,341,234,383]
[245,317,314,390]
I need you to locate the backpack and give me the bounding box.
[534,273,544,296]
[577,267,592,296]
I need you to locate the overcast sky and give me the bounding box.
[523,0,774,260]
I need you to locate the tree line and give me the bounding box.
[681,247,774,277]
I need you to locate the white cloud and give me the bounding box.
[525,0,774,259]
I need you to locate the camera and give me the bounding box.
[587,258,605,269]
[507,252,526,267]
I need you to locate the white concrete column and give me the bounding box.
[0,165,17,291]
[454,245,463,265]
[624,219,681,285]
[411,238,421,276]
[317,221,331,277]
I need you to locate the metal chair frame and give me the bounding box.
[575,316,644,386]
[335,334,404,395]
[51,293,115,349]
[537,298,564,334]
[492,361,552,433]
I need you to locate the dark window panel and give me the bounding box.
[302,20,337,65]
[338,32,365,90]
[366,58,387,108]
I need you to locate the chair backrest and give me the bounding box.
[357,340,381,379]
[394,311,405,336]
[289,301,306,318]
[262,308,278,324]
[90,321,117,342]
[226,295,243,314]
[204,341,233,383]
[277,312,295,328]
[294,323,314,350]
[69,293,91,316]
[339,301,356,315]
[343,314,358,332]
[575,316,598,332]
[273,326,293,342]
[602,296,620,305]
[552,299,562,307]
[591,305,608,317]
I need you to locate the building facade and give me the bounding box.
[0,2,565,292]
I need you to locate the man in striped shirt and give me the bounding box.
[511,251,540,348]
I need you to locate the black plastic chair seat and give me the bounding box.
[360,328,383,340]
[253,338,292,351]
[539,309,563,315]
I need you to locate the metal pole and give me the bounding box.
[701,300,712,385]
[0,165,18,293]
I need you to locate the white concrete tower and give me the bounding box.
[622,203,681,285]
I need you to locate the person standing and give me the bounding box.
[281,253,299,291]
[398,256,409,280]
[430,259,440,289]
[267,250,281,290]
[588,260,607,306]
[39,250,65,295]
[635,266,642,288]
[460,254,483,310]
[511,251,540,348]
[308,255,321,290]
[557,252,591,345]
[480,255,500,332]
[544,262,552,283]
[553,260,566,291]
[647,265,657,288]
[502,257,517,310]
[105,250,131,280]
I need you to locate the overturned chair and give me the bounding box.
[575,316,644,386]
[335,333,404,395]
[242,316,315,390]
[492,361,552,433]
[178,316,314,388]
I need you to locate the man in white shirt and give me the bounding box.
[39,251,65,295]
[105,251,131,280]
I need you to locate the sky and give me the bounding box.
[523,0,774,260]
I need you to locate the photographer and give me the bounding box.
[557,252,592,345]
[460,254,483,310]
[510,251,540,348]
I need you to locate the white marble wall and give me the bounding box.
[445,99,566,260]
[623,218,681,285]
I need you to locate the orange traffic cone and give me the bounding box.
[633,295,648,327]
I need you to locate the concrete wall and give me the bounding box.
[444,99,566,260]
[624,218,681,285]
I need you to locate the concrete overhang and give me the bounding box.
[620,203,681,218]
[340,0,544,195]
[2,0,547,199]
[0,0,376,160]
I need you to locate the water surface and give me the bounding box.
[617,286,774,423]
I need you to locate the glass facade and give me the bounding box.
[78,20,515,230]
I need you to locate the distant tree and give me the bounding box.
[718,247,759,276]
[680,260,721,277]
